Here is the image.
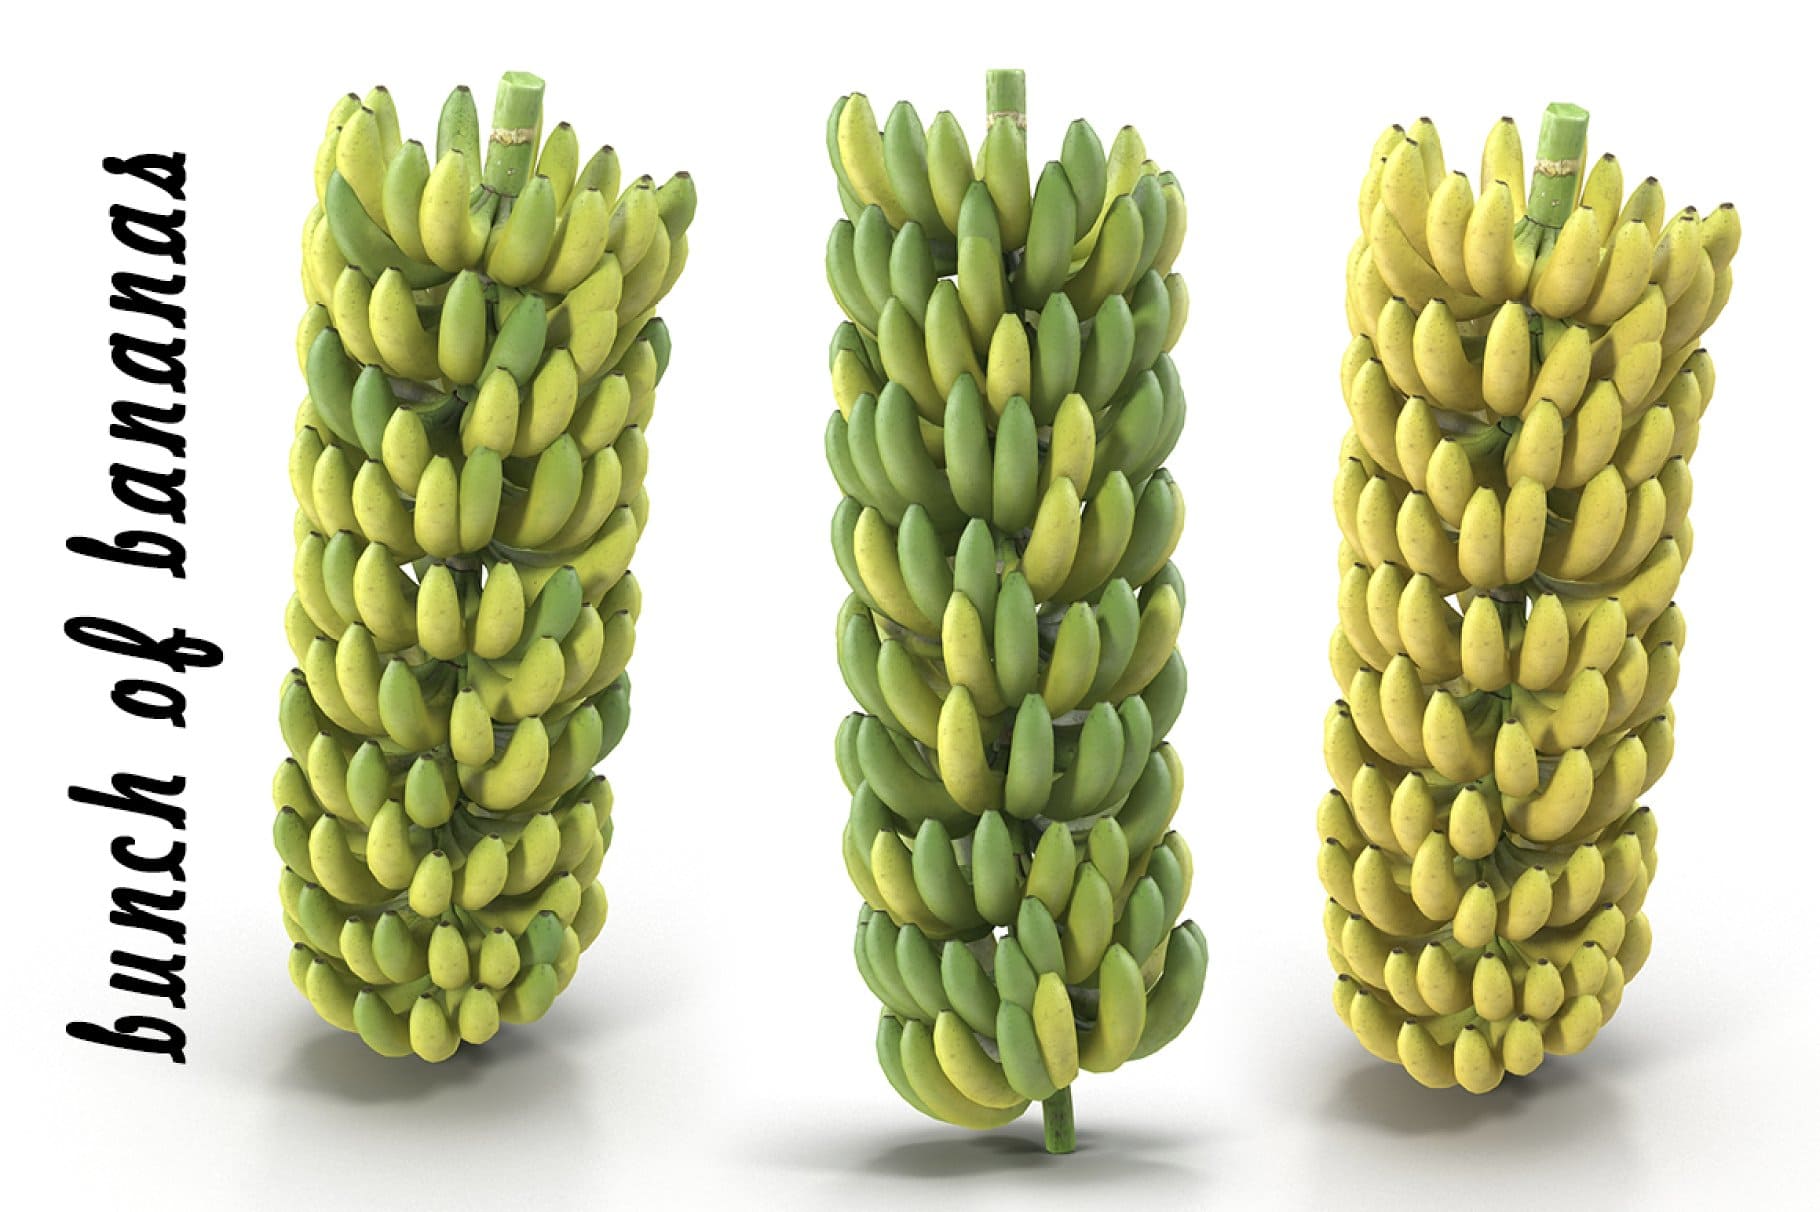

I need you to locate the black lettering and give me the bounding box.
[108,203,187,264]
[111,886,187,946]
[110,332,187,391]
[109,951,186,1010]
[102,152,187,200]
[71,149,199,1058]
[109,271,187,329]
[67,1015,186,1063]
[112,680,187,726]
[67,530,186,577]
[109,399,187,459]
[108,463,186,523]
[65,618,222,674]
[110,834,187,879]
[69,772,186,829]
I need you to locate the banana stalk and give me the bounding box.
[826,69,1203,1151]
[1323,101,1737,1091]
[279,72,693,1060]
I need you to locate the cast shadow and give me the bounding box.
[1321,1048,1633,1142]
[272,1007,588,1107]
[773,1117,1211,1184]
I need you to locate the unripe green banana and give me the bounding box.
[827,71,1199,1153]
[281,72,690,1059]
[1320,102,1736,1092]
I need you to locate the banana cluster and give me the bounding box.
[826,72,1203,1145]
[1322,104,1737,1091]
[278,74,692,1060]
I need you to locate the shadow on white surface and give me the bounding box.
[1320,1051,1635,1142]
[766,1118,1211,1184]
[239,1007,608,1199]
[273,1012,590,1106]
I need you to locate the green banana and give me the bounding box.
[826,71,1199,1152]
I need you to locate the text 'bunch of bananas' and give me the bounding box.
[1321,103,1737,1091]
[824,71,1203,1150]
[278,73,692,1060]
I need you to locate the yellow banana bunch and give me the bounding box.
[828,71,1201,1153]
[1324,102,1736,1091]
[281,72,692,1060]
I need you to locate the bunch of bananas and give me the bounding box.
[824,70,1203,1152]
[1321,102,1737,1091]
[276,72,693,1060]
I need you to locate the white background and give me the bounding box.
[6,1,1810,1206]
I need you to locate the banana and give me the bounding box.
[1529,206,1603,317]
[1463,180,1534,301]
[284,74,683,1057]
[1325,109,1737,1091]
[1424,172,1476,295]
[1066,194,1144,319]
[418,149,493,272]
[826,74,1197,1144]
[1016,160,1077,307]
[985,315,1031,417]
[979,108,1031,252]
[838,94,908,228]
[1581,218,1655,325]
[954,182,1007,356]
[328,268,384,373]
[1078,123,1146,261]
[376,137,431,261]
[325,170,449,292]
[1505,399,1564,488]
[898,1017,1028,1129]
[1421,687,1496,783]
[1559,380,1624,486]
[1652,208,1704,304]
[1410,300,1485,412]
[367,269,441,381]
[922,110,974,237]
[534,121,580,211]
[535,187,612,295]
[1475,301,1531,418]
[1398,490,1465,589]
[1541,465,1629,581]
[434,84,481,183]
[1079,944,1146,1073]
[878,100,944,235]
[1527,323,1591,418]
[1054,118,1105,243]
[514,350,582,458]
[1379,139,1432,260]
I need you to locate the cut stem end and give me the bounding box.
[482,70,547,197]
[1042,1087,1076,1155]
[1524,101,1590,229]
[986,68,1027,126]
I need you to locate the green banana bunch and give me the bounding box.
[1323,102,1737,1091]
[826,70,1201,1153]
[281,72,692,1060]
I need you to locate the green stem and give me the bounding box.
[1042,1087,1075,1154]
[986,68,1026,126]
[1523,101,1589,230]
[482,71,546,198]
